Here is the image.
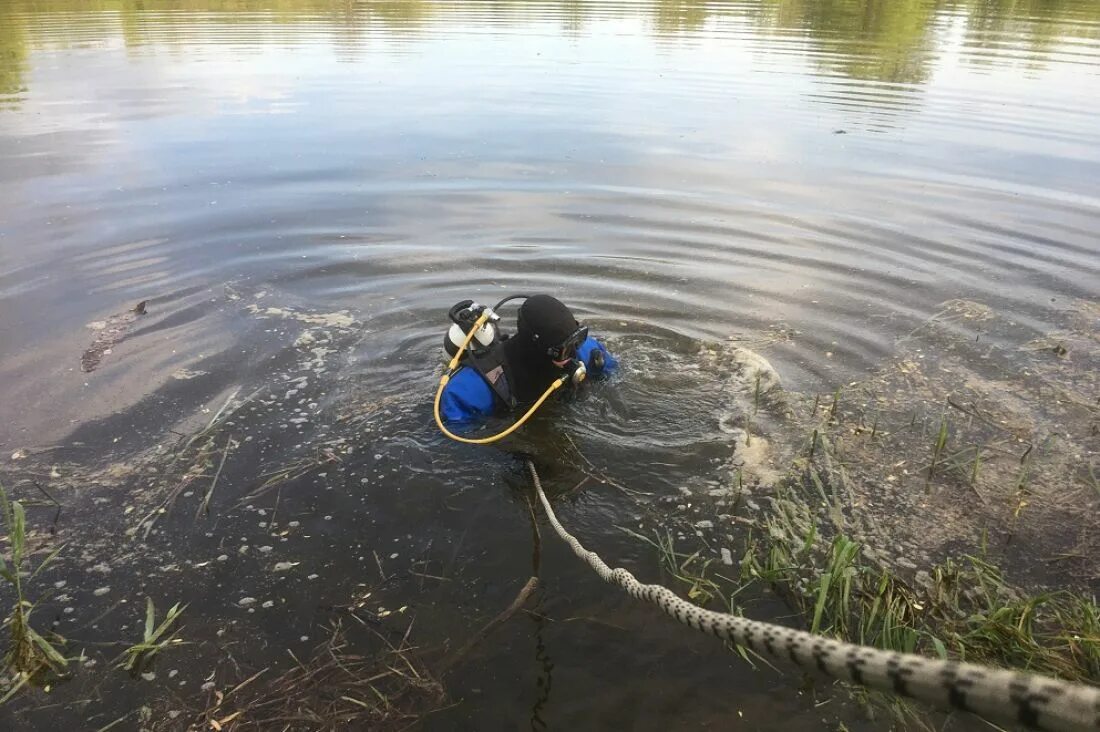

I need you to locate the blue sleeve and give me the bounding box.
[440,366,498,424]
[577,336,618,375]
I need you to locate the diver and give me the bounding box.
[435,294,617,431]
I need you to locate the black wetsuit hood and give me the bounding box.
[501,295,579,405]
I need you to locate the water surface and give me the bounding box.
[1,1,1099,730]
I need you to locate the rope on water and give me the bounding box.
[526,459,1100,732]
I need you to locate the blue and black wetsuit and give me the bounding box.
[440,336,617,424]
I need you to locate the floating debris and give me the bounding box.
[176,622,444,731]
[246,303,354,328]
[81,300,148,373]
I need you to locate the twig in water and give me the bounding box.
[565,475,591,497]
[74,601,125,632]
[32,480,62,530]
[202,666,269,721]
[440,577,539,675]
[563,433,596,471]
[525,492,542,576]
[563,433,648,497]
[268,485,283,533]
[206,388,241,432]
[138,475,194,540]
[196,435,233,520]
[586,470,651,498]
[95,711,137,732]
[235,448,340,506]
[947,398,1016,437]
[373,550,390,582]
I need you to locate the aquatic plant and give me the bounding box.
[620,526,724,606]
[925,415,949,488]
[0,482,68,702]
[117,597,186,674]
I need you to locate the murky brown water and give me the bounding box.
[1,1,1099,730]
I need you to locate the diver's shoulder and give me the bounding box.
[440,364,496,423]
[447,365,492,393]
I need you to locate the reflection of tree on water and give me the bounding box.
[0,4,28,102]
[2,0,1098,70]
[745,0,1100,83]
[651,0,1100,85]
[957,0,1100,73]
[752,0,941,84]
[652,0,712,37]
[0,0,1098,119]
[559,0,588,38]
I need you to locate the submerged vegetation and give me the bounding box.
[167,622,446,732]
[626,298,1100,723]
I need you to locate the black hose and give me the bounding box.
[495,295,528,310]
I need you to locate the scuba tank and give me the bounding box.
[442,298,517,409]
[443,300,500,360]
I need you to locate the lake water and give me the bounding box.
[1,1,1098,730]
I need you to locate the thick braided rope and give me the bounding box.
[527,460,1100,732]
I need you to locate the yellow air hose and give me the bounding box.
[433,309,575,445]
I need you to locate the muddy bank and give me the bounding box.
[634,298,1099,719]
[782,297,1100,588]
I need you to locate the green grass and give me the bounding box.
[0,482,68,702]
[925,415,949,489]
[926,555,1100,680]
[620,526,724,606]
[117,597,186,674]
[625,437,1100,687]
